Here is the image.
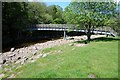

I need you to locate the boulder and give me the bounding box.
[3,59,6,64]
[81,38,84,40]
[25,57,28,61]
[42,54,47,58]
[21,59,25,65]
[33,52,37,55]
[33,47,38,50]
[0,64,3,70]
[0,74,5,78]
[17,57,21,60]
[69,44,74,46]
[10,48,15,52]
[29,58,33,60]
[84,41,87,44]
[0,56,3,64]
[88,74,96,78]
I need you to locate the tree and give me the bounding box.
[27,2,47,24]
[2,2,28,39]
[47,5,66,24]
[63,1,117,40]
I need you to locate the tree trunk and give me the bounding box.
[87,28,91,40]
[87,22,91,41]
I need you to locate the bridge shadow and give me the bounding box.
[75,37,120,44]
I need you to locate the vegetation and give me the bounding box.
[3,37,119,78]
[2,1,120,47]
[2,2,66,48]
[63,1,118,40]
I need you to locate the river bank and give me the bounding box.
[0,35,106,78]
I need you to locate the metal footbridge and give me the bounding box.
[26,24,116,37]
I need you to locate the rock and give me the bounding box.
[69,43,74,46]
[30,60,35,63]
[42,54,47,58]
[17,57,21,60]
[3,59,6,64]
[9,53,15,58]
[25,57,28,61]
[29,58,33,60]
[81,38,84,40]
[21,60,25,65]
[15,60,21,64]
[34,54,43,59]
[4,63,9,66]
[0,74,5,78]
[10,48,15,52]
[9,74,15,78]
[33,47,38,50]
[0,64,3,70]
[33,52,37,55]
[84,41,87,44]
[88,74,96,78]
[0,56,3,64]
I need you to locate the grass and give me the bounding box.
[3,37,119,78]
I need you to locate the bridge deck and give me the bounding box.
[26,24,116,37]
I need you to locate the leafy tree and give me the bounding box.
[43,13,53,24]
[2,2,28,39]
[47,5,66,24]
[64,1,117,40]
[27,2,47,24]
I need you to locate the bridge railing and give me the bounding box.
[27,24,76,29]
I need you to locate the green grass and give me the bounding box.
[4,37,119,78]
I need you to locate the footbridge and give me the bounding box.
[26,24,116,38]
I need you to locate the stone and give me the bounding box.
[9,74,15,78]
[80,38,83,40]
[69,44,74,46]
[42,54,47,58]
[33,47,38,50]
[3,59,6,64]
[0,74,5,78]
[0,56,3,64]
[31,60,35,63]
[88,74,96,78]
[10,48,15,52]
[9,53,15,58]
[15,60,21,64]
[84,41,88,44]
[25,57,28,61]
[34,53,43,59]
[33,52,37,55]
[17,57,21,60]
[21,60,25,65]
[29,58,33,60]
[0,64,3,70]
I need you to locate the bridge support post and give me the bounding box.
[64,30,66,40]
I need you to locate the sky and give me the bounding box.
[28,0,120,10]
[45,2,70,10]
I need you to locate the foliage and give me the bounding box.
[2,2,66,47]
[27,2,47,24]
[47,5,66,24]
[63,1,117,40]
[2,2,28,40]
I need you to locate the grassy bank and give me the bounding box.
[4,37,119,78]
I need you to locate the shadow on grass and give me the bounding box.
[74,37,120,44]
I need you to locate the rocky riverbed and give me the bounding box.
[0,35,106,78]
